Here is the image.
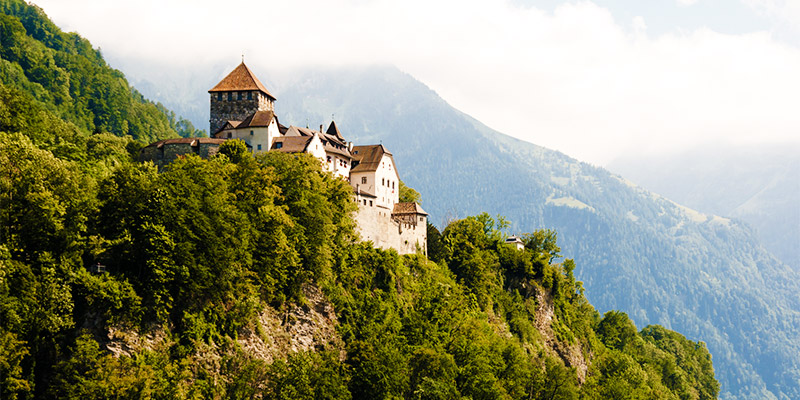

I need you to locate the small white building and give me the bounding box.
[350,145,399,211]
[505,235,525,251]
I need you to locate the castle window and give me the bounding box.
[369,200,373,206]
[275,142,283,149]
[327,156,331,162]
[257,144,262,151]
[250,130,254,136]
[247,91,252,100]
[227,132,232,138]
[392,181,395,189]
[361,177,367,184]
[217,93,222,101]
[382,178,385,186]
[238,92,243,100]
[227,92,232,101]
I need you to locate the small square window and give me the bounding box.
[361,177,367,184]
[227,132,232,138]
[250,130,254,136]
[275,142,282,149]
[257,144,262,150]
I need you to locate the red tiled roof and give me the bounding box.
[350,144,393,173]
[271,136,314,153]
[392,202,428,216]
[212,120,243,137]
[285,126,352,159]
[208,62,276,100]
[238,110,275,128]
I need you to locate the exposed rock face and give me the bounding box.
[100,284,341,364]
[237,284,343,363]
[534,289,589,383]
[104,323,171,358]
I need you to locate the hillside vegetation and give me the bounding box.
[257,66,800,400]
[0,2,721,399]
[0,0,202,142]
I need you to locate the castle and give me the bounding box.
[142,62,427,255]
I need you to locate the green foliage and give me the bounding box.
[399,180,421,204]
[0,0,178,142]
[217,138,249,163]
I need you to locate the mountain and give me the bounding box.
[123,64,799,399]
[607,146,800,271]
[0,3,723,398]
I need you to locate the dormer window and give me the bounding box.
[275,142,283,149]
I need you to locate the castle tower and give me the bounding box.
[208,62,276,134]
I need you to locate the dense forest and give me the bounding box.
[1,1,718,399]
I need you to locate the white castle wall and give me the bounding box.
[354,205,427,255]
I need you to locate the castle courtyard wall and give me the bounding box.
[354,205,427,255]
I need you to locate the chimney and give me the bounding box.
[320,124,323,133]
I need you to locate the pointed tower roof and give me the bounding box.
[209,62,275,100]
[326,120,345,141]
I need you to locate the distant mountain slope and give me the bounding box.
[607,146,800,271]
[120,63,799,399]
[274,67,800,400]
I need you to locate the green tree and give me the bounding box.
[399,180,421,204]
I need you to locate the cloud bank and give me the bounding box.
[34,0,800,164]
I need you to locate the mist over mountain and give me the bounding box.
[120,62,800,399]
[607,146,800,271]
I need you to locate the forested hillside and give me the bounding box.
[258,67,799,400]
[0,2,719,399]
[0,0,202,142]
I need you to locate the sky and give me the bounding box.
[33,0,800,165]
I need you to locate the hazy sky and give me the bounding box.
[33,0,800,165]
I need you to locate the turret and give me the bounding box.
[208,62,276,134]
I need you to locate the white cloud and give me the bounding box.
[32,0,800,165]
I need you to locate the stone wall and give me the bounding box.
[354,205,427,255]
[140,139,224,169]
[209,91,273,133]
